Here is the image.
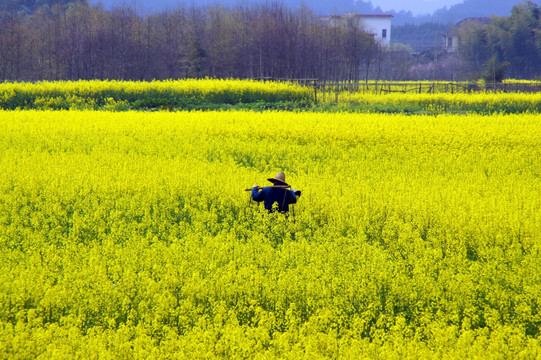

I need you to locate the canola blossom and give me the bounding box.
[325,91,541,113]
[1,109,540,358]
[2,80,541,114]
[0,79,312,110]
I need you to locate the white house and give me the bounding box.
[320,14,393,46]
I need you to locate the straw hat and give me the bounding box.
[267,171,289,187]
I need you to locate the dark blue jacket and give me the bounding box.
[252,186,298,213]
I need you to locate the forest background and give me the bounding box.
[0,0,540,82]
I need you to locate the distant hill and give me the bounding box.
[86,0,528,25]
[391,0,528,52]
[429,0,528,24]
[365,0,527,25]
[87,0,367,16]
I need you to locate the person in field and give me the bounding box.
[250,172,301,213]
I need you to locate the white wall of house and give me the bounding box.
[320,14,393,47]
[360,16,392,46]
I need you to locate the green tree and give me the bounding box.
[458,21,493,76]
[501,2,541,78]
[458,2,541,80]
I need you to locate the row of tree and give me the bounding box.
[1,0,539,82]
[0,1,391,81]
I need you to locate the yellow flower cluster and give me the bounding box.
[329,91,541,113]
[1,79,540,114]
[503,79,541,84]
[0,79,312,110]
[1,109,540,358]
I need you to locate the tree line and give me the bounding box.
[457,1,541,80]
[2,0,539,82]
[0,0,389,82]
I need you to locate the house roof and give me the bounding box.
[320,14,393,21]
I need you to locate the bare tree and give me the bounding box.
[0,1,385,81]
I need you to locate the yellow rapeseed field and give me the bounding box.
[1,109,540,358]
[328,91,541,113]
[0,79,312,110]
[2,79,541,113]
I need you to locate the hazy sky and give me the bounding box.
[369,0,465,14]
